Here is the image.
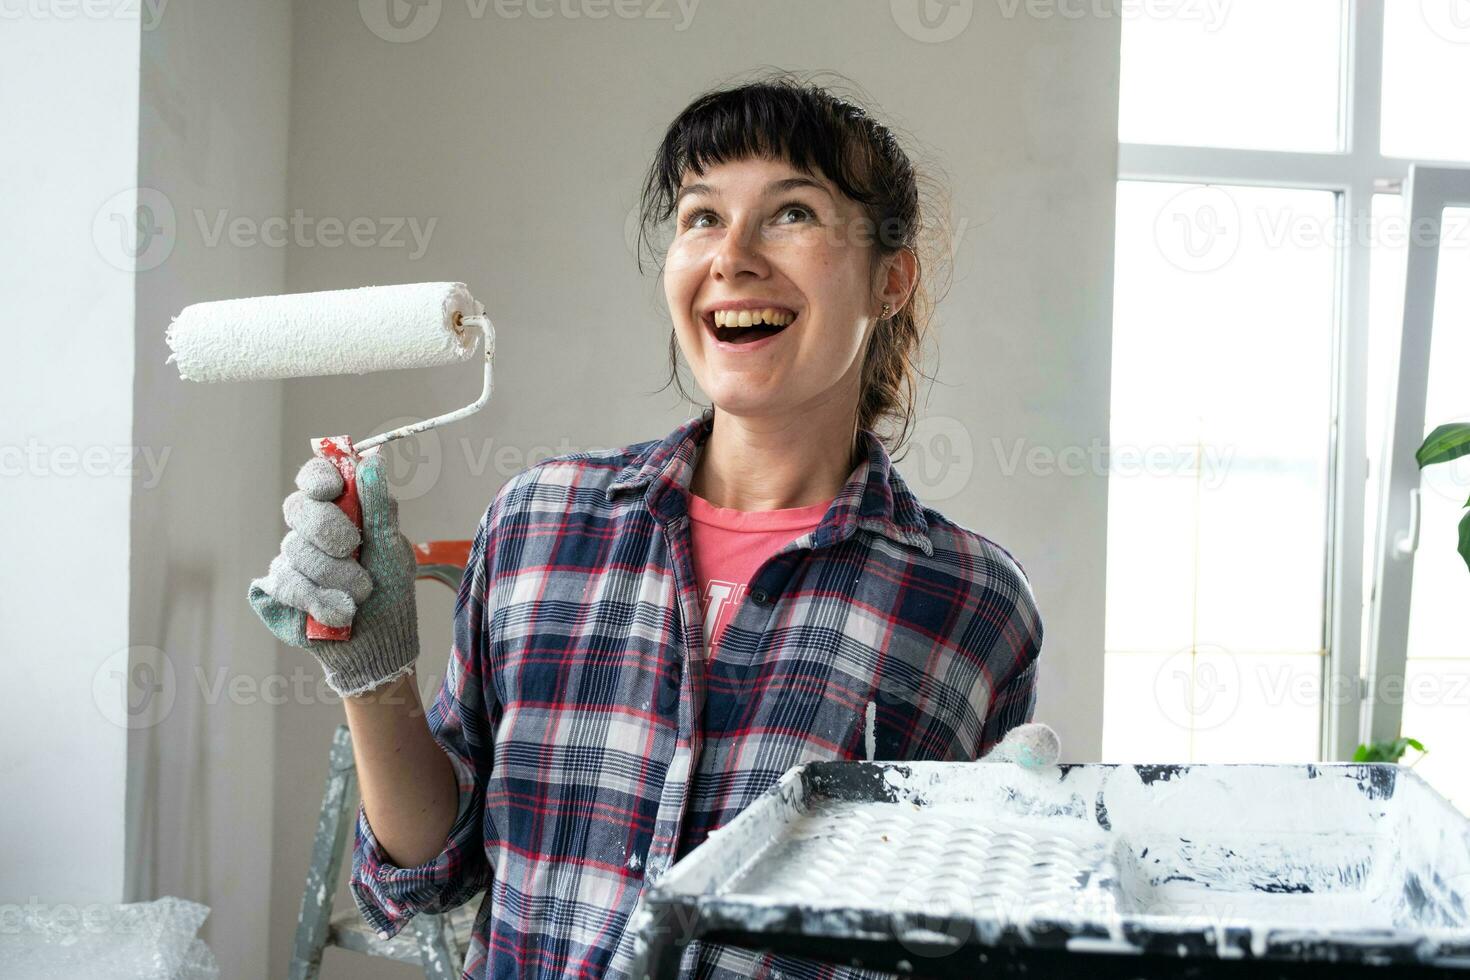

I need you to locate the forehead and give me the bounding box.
[676,156,840,206]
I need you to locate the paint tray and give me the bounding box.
[631,761,1470,978]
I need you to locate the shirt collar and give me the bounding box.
[607,408,933,557]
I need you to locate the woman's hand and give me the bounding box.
[248,452,422,697]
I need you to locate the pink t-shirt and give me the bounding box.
[688,492,832,652]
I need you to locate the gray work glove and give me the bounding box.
[248,452,420,698]
[980,722,1061,770]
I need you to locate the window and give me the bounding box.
[1104,182,1335,763]
[1103,1,1470,810]
[1381,2,1470,162]
[1117,0,1346,153]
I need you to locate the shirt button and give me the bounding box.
[750,588,770,605]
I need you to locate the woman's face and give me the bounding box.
[664,155,883,424]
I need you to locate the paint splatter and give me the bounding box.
[864,700,877,762]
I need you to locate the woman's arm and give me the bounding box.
[348,482,511,938]
[342,671,459,868]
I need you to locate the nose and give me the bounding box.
[709,213,770,282]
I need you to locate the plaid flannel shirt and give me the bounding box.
[350,410,1044,978]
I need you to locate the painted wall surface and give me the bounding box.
[129,1,294,976]
[0,9,141,908]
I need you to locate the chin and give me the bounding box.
[705,384,787,419]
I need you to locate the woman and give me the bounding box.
[250,72,1044,980]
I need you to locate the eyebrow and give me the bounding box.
[674,176,834,209]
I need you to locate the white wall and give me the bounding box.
[273,2,1118,976]
[128,1,294,977]
[0,8,141,907]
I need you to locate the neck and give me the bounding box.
[690,397,861,512]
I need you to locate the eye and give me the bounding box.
[676,202,817,232]
[775,202,815,224]
[678,208,717,231]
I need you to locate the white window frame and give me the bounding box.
[1116,0,1470,760]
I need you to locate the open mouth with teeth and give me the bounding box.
[704,307,798,345]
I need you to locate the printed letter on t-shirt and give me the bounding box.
[700,579,745,651]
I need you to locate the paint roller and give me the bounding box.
[165,281,496,641]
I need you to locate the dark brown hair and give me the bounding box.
[635,69,952,457]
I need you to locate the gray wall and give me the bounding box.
[272,2,1118,976]
[131,1,294,976]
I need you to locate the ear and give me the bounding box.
[873,247,918,317]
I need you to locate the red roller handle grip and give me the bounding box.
[306,434,362,641]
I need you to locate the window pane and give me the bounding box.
[1102,650,1200,763]
[1104,472,1197,654]
[1118,0,1345,152]
[1103,181,1337,761]
[1102,650,1323,763]
[1399,659,1470,814]
[1189,652,1324,762]
[1382,3,1470,162]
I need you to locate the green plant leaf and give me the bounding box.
[1352,737,1427,763]
[1460,510,1470,576]
[1416,423,1470,468]
[1355,741,1390,762]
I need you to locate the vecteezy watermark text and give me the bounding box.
[992,437,1236,488]
[1,440,170,488]
[195,209,436,260]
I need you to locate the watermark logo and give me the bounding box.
[92,648,451,728]
[891,0,973,42]
[92,645,177,731]
[1153,643,1240,731]
[625,202,676,269]
[93,189,437,269]
[93,187,175,273]
[369,417,444,502]
[890,872,975,955]
[905,415,975,501]
[1422,0,1470,44]
[360,0,442,41]
[1154,185,1240,273]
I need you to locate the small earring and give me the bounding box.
[880,303,891,319]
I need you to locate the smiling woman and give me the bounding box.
[637,71,952,476]
[250,69,1045,980]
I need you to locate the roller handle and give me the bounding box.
[306,434,362,641]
